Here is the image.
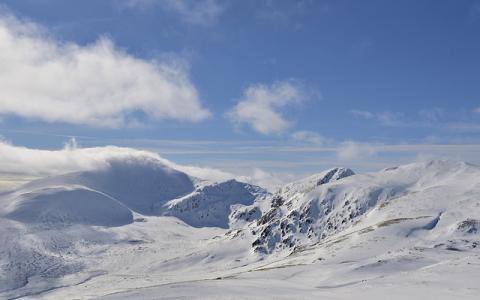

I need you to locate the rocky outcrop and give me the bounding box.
[250,168,356,254]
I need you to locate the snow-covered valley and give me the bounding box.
[0,157,479,299]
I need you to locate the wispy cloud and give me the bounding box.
[256,0,322,30]
[350,110,374,119]
[291,130,327,145]
[445,122,480,133]
[122,0,224,26]
[336,141,377,161]
[226,80,307,135]
[237,168,298,192]
[469,2,480,22]
[2,136,480,191]
[350,110,405,127]
[0,12,210,128]
[418,107,445,122]
[350,107,480,132]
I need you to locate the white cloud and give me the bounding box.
[0,138,235,188]
[445,122,480,133]
[0,138,154,177]
[0,13,210,127]
[375,112,405,126]
[0,139,296,191]
[291,130,326,145]
[237,168,299,192]
[169,162,234,183]
[227,80,306,135]
[3,138,480,191]
[336,141,377,161]
[418,108,444,122]
[122,0,224,26]
[351,108,458,128]
[350,110,374,119]
[0,137,309,192]
[350,110,405,127]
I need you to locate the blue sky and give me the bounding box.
[0,0,480,178]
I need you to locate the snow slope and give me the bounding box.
[95,160,480,300]
[20,157,196,215]
[1,156,267,228]
[0,156,268,297]
[248,161,480,254]
[0,159,479,299]
[162,179,268,228]
[4,186,133,227]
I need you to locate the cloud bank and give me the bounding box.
[0,138,234,180]
[0,139,291,191]
[227,80,305,135]
[1,138,480,191]
[0,13,210,127]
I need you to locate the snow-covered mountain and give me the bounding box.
[162,179,268,228]
[247,161,480,254]
[0,157,267,228]
[15,157,196,216]
[0,156,268,297]
[249,167,356,253]
[0,159,479,299]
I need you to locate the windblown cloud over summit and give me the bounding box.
[0,13,210,127]
[0,139,226,180]
[0,139,294,192]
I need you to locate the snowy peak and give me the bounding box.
[22,157,196,215]
[248,160,480,254]
[250,167,356,254]
[277,167,354,198]
[0,157,195,227]
[316,167,355,185]
[0,157,269,229]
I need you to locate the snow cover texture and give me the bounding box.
[1,158,479,298]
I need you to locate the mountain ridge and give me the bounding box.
[0,158,479,299]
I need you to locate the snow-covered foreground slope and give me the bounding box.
[0,159,479,299]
